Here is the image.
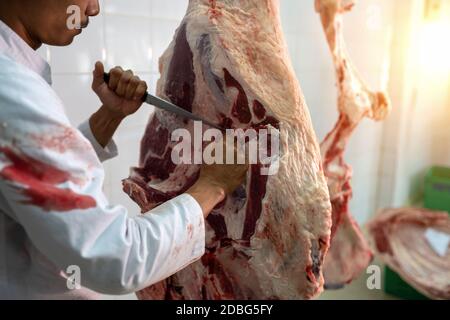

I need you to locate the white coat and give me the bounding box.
[0,20,205,299]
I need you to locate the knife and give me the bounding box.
[103,73,224,131]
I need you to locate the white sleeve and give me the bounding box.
[0,67,205,295]
[78,120,118,163]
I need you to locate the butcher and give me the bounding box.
[0,0,248,299]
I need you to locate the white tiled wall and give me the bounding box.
[281,0,395,224]
[38,0,397,299]
[376,0,450,209]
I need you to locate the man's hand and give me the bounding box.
[92,61,147,120]
[89,62,148,148]
[187,139,249,218]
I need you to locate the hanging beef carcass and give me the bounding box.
[315,0,391,288]
[368,208,450,300]
[123,0,331,299]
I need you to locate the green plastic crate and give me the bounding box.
[384,267,428,300]
[384,166,450,300]
[424,166,450,213]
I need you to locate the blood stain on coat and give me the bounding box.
[31,127,76,153]
[0,147,96,212]
[187,223,194,240]
[173,245,182,258]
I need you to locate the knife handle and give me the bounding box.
[103,72,148,102]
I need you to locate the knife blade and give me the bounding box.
[103,73,224,131]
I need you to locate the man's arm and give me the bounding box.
[78,117,118,163]
[187,140,248,218]
[187,179,226,218]
[88,105,123,148]
[0,70,205,294]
